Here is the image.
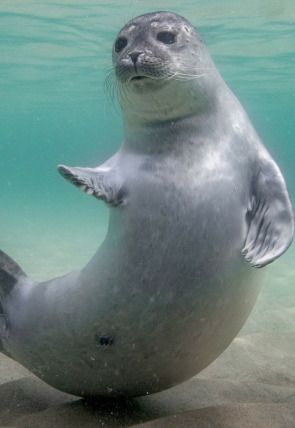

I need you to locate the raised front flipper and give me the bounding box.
[243,158,294,268]
[58,164,125,207]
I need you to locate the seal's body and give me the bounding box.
[0,11,293,398]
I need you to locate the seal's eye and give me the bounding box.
[115,37,128,53]
[157,31,176,45]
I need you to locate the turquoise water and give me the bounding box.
[1,0,294,287]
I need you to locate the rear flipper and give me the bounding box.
[0,250,28,353]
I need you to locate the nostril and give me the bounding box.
[129,51,143,65]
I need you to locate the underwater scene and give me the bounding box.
[0,0,294,426]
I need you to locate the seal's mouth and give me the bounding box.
[130,75,148,81]
[133,76,146,80]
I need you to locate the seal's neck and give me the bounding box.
[119,73,231,154]
[122,111,215,154]
[120,75,245,155]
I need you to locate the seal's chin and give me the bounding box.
[128,75,167,92]
[128,75,157,92]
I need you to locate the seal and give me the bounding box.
[0,11,293,398]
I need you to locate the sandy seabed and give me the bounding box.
[0,247,294,427]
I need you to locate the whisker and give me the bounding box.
[104,68,121,115]
[173,73,209,81]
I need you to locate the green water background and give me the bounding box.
[1,0,294,281]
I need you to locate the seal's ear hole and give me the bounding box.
[184,26,190,33]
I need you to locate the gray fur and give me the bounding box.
[0,11,293,398]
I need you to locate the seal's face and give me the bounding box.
[113,11,204,89]
[111,11,218,123]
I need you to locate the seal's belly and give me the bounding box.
[83,166,253,328]
[9,162,261,398]
[120,169,249,276]
[45,171,262,397]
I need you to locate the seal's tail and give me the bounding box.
[0,250,28,355]
[0,250,28,300]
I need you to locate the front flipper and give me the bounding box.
[58,165,125,207]
[243,158,294,268]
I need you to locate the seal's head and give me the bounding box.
[112,11,221,124]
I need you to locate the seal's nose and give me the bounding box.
[129,51,143,65]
